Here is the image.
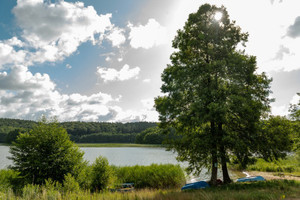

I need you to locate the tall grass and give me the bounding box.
[112,164,186,189]
[0,180,299,200]
[247,156,300,173]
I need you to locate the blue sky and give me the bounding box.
[0,0,300,122]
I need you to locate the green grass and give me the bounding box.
[0,180,299,200]
[76,143,163,148]
[247,156,300,174]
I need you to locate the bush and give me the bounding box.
[0,169,24,192]
[9,117,85,184]
[113,164,186,189]
[62,174,80,193]
[75,165,92,190]
[90,156,114,191]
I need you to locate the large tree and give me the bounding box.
[155,4,273,184]
[9,118,85,184]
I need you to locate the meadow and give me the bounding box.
[0,180,299,200]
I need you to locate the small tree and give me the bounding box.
[90,156,114,191]
[9,117,84,184]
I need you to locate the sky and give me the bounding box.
[0,0,300,122]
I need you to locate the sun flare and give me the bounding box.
[214,12,223,21]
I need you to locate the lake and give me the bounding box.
[0,145,227,181]
[0,145,183,169]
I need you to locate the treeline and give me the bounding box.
[61,121,157,143]
[0,118,158,144]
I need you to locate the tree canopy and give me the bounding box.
[155,4,277,184]
[9,118,85,184]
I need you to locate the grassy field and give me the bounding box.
[246,156,300,175]
[76,143,163,148]
[1,180,299,200]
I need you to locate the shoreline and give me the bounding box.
[76,143,163,148]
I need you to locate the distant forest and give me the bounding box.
[0,118,160,144]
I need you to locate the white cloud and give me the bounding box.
[0,40,27,67]
[143,79,151,83]
[5,37,24,47]
[66,64,72,69]
[112,98,158,122]
[105,57,111,62]
[12,0,113,64]
[141,98,154,110]
[290,93,300,104]
[106,27,126,47]
[271,104,289,116]
[287,16,300,38]
[0,66,136,121]
[274,45,291,60]
[0,65,55,91]
[128,18,168,49]
[271,93,300,116]
[97,64,140,82]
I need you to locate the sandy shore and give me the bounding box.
[246,171,300,181]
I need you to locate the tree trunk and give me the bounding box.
[210,121,218,186]
[210,153,218,185]
[218,123,231,184]
[220,146,231,184]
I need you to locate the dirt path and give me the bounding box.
[247,171,300,181]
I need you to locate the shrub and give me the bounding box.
[9,117,85,184]
[75,165,92,190]
[113,164,186,189]
[43,179,62,199]
[0,169,24,192]
[62,174,80,193]
[90,156,114,191]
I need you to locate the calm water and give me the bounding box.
[0,145,183,169]
[0,145,225,181]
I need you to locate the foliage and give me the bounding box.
[90,156,114,191]
[0,180,300,200]
[155,4,274,184]
[0,118,36,143]
[79,132,136,143]
[0,169,23,192]
[9,118,85,184]
[0,118,157,143]
[230,116,294,169]
[257,116,293,161]
[245,155,300,173]
[5,129,26,144]
[112,164,186,189]
[62,174,80,193]
[135,127,167,144]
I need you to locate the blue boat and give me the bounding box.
[181,181,210,191]
[237,176,265,182]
